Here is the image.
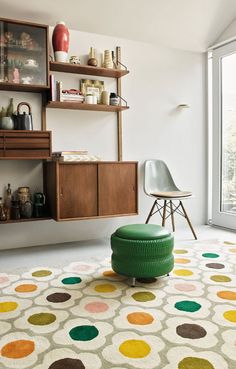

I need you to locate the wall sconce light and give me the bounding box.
[177,104,190,109]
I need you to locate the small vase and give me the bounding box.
[1,117,14,130]
[52,21,70,62]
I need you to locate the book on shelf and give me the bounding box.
[52,151,101,162]
[52,150,89,157]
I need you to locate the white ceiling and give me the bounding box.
[0,0,236,52]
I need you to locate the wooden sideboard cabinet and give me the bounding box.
[44,161,138,221]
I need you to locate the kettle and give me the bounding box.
[14,102,33,130]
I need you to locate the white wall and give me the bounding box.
[0,28,206,250]
[216,19,236,43]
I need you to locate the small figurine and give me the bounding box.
[20,32,37,49]
[69,55,80,64]
[4,32,13,44]
[21,76,33,84]
[13,68,20,84]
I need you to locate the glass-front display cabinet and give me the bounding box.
[0,18,49,91]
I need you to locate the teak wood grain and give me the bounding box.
[0,131,51,159]
[58,164,98,219]
[98,163,138,216]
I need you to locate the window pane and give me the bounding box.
[221,53,236,213]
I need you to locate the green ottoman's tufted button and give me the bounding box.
[115,224,170,240]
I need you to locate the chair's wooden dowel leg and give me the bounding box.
[170,200,175,232]
[145,200,157,224]
[162,200,167,226]
[180,201,197,240]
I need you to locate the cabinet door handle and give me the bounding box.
[60,187,63,197]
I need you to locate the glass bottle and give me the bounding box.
[0,197,7,221]
[4,183,12,220]
[11,200,20,220]
[6,98,14,117]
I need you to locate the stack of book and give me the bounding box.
[52,151,101,162]
[50,75,85,103]
[61,89,84,103]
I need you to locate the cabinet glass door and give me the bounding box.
[0,20,48,86]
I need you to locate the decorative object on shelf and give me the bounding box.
[81,79,104,103]
[34,192,46,218]
[21,199,33,218]
[69,55,80,64]
[101,91,110,105]
[85,94,94,104]
[4,184,12,220]
[0,98,15,130]
[52,21,70,62]
[20,32,38,49]
[11,200,20,220]
[88,47,98,67]
[0,197,7,221]
[21,76,33,84]
[103,50,113,69]
[13,68,20,83]
[111,51,117,69]
[110,92,119,106]
[14,102,33,130]
[1,116,14,130]
[17,186,32,217]
[24,59,38,68]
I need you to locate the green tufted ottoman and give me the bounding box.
[111,224,174,286]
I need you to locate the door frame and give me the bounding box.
[212,40,236,230]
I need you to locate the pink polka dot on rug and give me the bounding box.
[174,283,196,292]
[85,301,109,313]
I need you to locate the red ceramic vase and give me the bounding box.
[52,21,69,62]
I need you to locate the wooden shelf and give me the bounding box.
[0,82,50,93]
[47,101,129,112]
[50,61,129,78]
[0,217,52,224]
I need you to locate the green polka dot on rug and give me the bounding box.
[69,325,99,341]
[202,253,219,259]
[62,277,82,285]
[175,300,202,313]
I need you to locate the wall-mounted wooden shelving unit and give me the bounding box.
[0,18,138,225]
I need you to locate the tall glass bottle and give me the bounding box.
[0,197,6,221]
[4,183,12,220]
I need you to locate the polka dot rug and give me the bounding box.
[0,238,236,369]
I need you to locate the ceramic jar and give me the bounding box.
[110,93,119,106]
[1,117,14,130]
[103,50,113,69]
[101,91,110,105]
[52,21,70,62]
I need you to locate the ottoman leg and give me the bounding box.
[131,277,136,287]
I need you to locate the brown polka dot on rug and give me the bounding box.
[176,323,207,339]
[206,263,225,269]
[49,358,85,369]
[46,293,71,303]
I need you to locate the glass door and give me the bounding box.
[212,41,236,229]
